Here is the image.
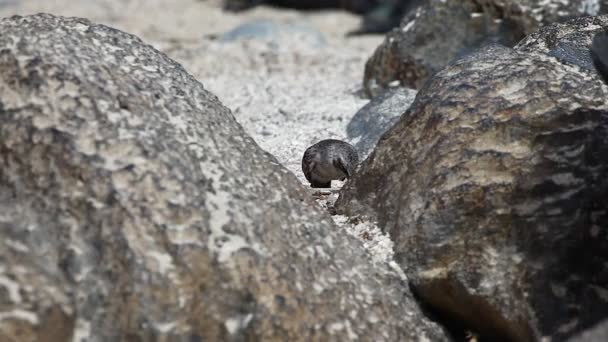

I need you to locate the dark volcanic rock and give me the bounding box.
[354,0,424,35]
[364,0,603,96]
[516,15,608,72]
[347,86,417,159]
[223,0,374,13]
[363,0,523,95]
[223,0,422,34]
[338,43,608,341]
[0,14,450,342]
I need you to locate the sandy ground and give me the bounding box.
[0,0,404,268]
[169,3,384,184]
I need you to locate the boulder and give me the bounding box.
[364,0,603,96]
[338,42,608,341]
[222,0,422,34]
[346,86,417,159]
[0,14,450,341]
[353,0,425,35]
[223,0,373,13]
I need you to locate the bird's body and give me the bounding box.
[302,139,359,188]
[591,31,608,84]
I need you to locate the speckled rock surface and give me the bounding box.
[347,86,417,159]
[338,43,608,341]
[364,0,604,95]
[516,15,608,72]
[0,14,450,342]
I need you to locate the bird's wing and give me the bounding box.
[302,159,316,183]
[591,31,608,84]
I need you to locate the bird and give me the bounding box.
[302,139,359,188]
[591,31,608,84]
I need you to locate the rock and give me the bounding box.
[223,0,371,13]
[516,15,608,72]
[338,42,608,341]
[568,320,608,342]
[363,0,523,95]
[0,14,450,341]
[347,86,417,159]
[222,0,422,34]
[364,0,603,96]
[221,19,326,47]
[351,0,424,35]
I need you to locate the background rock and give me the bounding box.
[353,0,424,34]
[220,19,327,47]
[0,14,449,341]
[222,0,423,34]
[363,0,524,95]
[516,15,608,72]
[338,42,608,341]
[223,0,363,12]
[363,0,604,96]
[346,86,417,159]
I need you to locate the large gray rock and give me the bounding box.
[347,86,417,159]
[364,0,603,96]
[0,14,450,342]
[338,42,608,341]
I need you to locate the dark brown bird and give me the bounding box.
[591,31,608,84]
[302,139,359,188]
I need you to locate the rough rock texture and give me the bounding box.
[0,14,450,342]
[516,15,608,72]
[338,43,608,341]
[347,86,417,159]
[364,0,603,95]
[568,320,608,342]
[354,0,425,34]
